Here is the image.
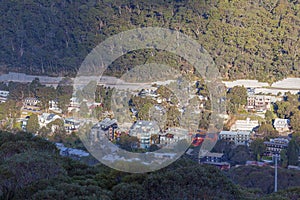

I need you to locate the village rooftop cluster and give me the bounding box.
[0,72,300,170]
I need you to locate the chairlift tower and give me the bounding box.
[274,154,278,192]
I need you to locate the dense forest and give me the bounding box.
[1,131,300,199]
[0,0,299,82]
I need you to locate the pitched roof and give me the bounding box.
[273,118,290,128]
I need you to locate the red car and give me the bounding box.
[192,137,204,147]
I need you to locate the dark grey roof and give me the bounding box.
[47,114,56,121]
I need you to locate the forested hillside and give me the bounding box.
[0,0,299,82]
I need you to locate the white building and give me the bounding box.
[22,97,41,114]
[230,118,259,132]
[24,97,40,106]
[49,100,62,113]
[138,87,158,98]
[19,118,28,132]
[129,120,160,149]
[159,127,190,145]
[198,95,208,101]
[0,90,9,97]
[264,137,289,156]
[0,90,9,103]
[39,113,62,127]
[247,95,272,112]
[98,118,118,140]
[68,97,80,112]
[273,118,290,133]
[219,131,251,146]
[64,118,80,132]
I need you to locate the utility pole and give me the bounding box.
[274,154,278,192]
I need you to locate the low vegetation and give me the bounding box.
[1,131,300,199]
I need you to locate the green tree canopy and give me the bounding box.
[287,139,299,166]
[226,86,247,114]
[250,138,266,161]
[257,123,278,139]
[291,111,300,132]
[26,114,40,134]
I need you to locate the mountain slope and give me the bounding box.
[0,0,299,82]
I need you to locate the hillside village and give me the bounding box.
[1,0,300,198]
[0,73,300,171]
